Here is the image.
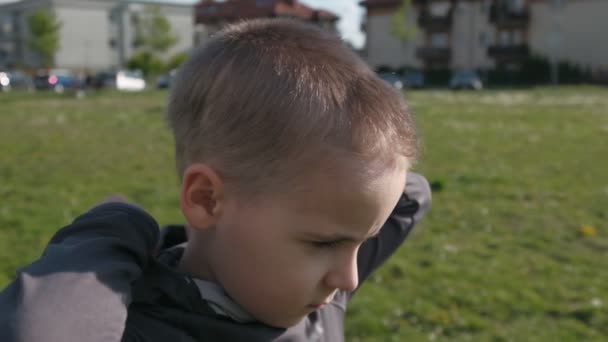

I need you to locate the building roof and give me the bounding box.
[195,0,338,24]
[0,0,197,9]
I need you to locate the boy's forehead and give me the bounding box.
[313,156,405,192]
[285,163,406,229]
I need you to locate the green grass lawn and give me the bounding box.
[1,87,607,341]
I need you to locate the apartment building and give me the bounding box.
[528,0,608,74]
[0,0,193,71]
[193,0,338,45]
[361,0,608,75]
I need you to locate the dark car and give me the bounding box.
[378,72,403,90]
[0,70,34,92]
[156,69,177,89]
[34,69,82,93]
[449,70,483,90]
[92,71,115,89]
[402,70,425,89]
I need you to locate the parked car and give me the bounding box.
[92,71,112,89]
[378,72,404,90]
[94,70,146,91]
[402,70,425,89]
[1,70,34,92]
[156,69,177,89]
[449,70,483,90]
[34,69,82,93]
[0,72,7,91]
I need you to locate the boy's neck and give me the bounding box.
[178,239,216,282]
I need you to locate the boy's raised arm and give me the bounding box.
[355,172,432,290]
[0,201,159,342]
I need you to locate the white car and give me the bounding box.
[115,70,146,91]
[0,72,9,89]
[96,70,146,91]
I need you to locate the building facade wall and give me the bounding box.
[451,0,495,70]
[362,0,607,74]
[117,2,193,69]
[162,6,194,57]
[0,0,194,71]
[0,0,53,68]
[364,9,423,70]
[54,0,114,71]
[364,1,495,72]
[529,0,608,71]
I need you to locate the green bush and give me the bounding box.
[165,52,188,72]
[127,52,165,77]
[488,55,591,86]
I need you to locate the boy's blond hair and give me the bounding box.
[167,19,417,195]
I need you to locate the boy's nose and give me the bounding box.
[325,251,359,292]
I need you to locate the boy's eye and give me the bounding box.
[311,240,342,249]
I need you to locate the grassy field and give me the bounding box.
[1,87,606,341]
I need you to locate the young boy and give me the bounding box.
[0,19,431,341]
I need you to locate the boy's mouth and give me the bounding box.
[307,302,329,310]
[307,292,335,310]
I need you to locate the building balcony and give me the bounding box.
[417,11,452,32]
[488,44,530,62]
[490,6,530,27]
[416,47,451,63]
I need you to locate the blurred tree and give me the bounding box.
[390,0,417,70]
[165,51,188,72]
[27,9,61,68]
[132,5,178,55]
[129,5,178,75]
[127,52,165,77]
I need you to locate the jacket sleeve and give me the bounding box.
[0,202,159,342]
[354,172,432,292]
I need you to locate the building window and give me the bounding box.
[499,31,509,46]
[1,15,15,36]
[430,1,451,17]
[204,5,217,14]
[512,31,522,44]
[499,30,523,46]
[479,32,487,46]
[480,0,491,14]
[507,0,525,12]
[256,0,272,7]
[12,12,20,32]
[430,33,449,47]
[131,13,139,25]
[1,22,10,35]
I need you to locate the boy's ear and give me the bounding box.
[180,163,224,231]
